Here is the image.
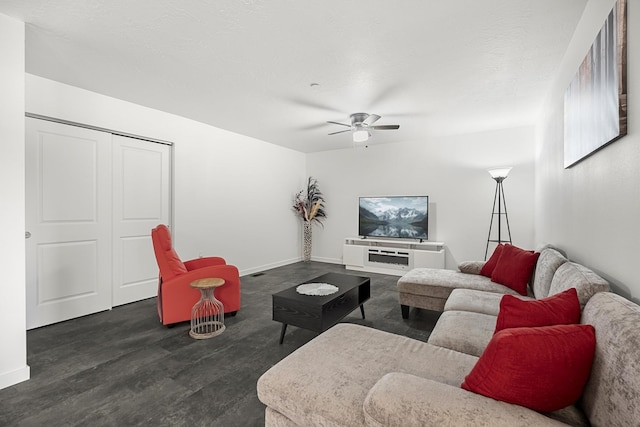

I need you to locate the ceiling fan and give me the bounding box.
[327,113,400,142]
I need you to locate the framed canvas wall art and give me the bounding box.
[564,0,627,168]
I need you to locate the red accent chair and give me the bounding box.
[151,224,241,326]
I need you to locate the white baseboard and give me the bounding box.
[309,256,342,264]
[0,365,30,390]
[239,256,343,277]
[239,257,301,277]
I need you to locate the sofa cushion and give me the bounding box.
[257,323,478,427]
[491,244,540,295]
[428,310,496,357]
[548,262,609,308]
[397,268,524,299]
[479,244,504,277]
[458,260,484,275]
[531,247,568,299]
[461,324,596,412]
[444,289,533,316]
[264,407,297,426]
[364,373,570,427]
[494,288,581,333]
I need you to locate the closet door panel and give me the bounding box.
[112,135,171,306]
[25,118,112,329]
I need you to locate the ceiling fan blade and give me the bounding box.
[286,97,342,113]
[327,120,351,127]
[371,124,400,130]
[328,129,351,135]
[363,114,381,126]
[297,122,333,131]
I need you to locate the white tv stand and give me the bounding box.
[343,237,445,276]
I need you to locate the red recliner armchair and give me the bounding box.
[151,224,241,326]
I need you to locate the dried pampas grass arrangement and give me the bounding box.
[293,177,326,225]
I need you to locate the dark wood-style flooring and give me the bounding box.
[0,261,440,426]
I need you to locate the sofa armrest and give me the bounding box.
[458,261,485,275]
[363,373,567,427]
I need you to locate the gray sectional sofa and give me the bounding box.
[397,246,573,316]
[425,247,610,357]
[256,248,640,426]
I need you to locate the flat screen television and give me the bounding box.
[359,196,429,240]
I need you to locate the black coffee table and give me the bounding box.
[272,272,371,344]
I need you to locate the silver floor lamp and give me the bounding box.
[485,167,512,260]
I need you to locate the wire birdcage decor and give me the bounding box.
[189,278,226,339]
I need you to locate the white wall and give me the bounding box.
[307,127,536,268]
[535,0,640,301]
[0,14,30,389]
[26,74,307,275]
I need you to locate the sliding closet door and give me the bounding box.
[25,118,113,329]
[112,135,171,306]
[26,118,173,328]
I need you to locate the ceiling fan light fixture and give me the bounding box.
[353,129,369,142]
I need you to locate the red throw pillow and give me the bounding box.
[461,324,596,412]
[480,244,504,277]
[495,288,580,333]
[491,244,540,295]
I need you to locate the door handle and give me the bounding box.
[25,231,31,239]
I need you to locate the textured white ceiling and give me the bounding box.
[0,0,588,152]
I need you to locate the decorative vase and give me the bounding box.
[303,221,312,262]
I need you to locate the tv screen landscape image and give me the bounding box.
[359,196,429,240]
